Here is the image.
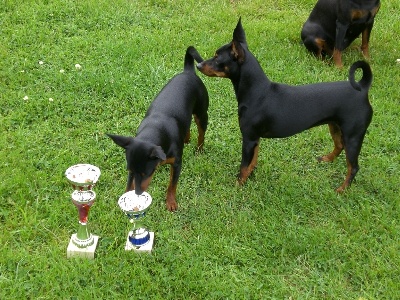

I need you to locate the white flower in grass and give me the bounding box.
[49,98,54,102]
[75,63,82,70]
[397,58,400,64]
[39,61,44,65]
[60,69,65,73]
[23,96,29,101]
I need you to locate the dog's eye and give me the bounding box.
[215,57,224,67]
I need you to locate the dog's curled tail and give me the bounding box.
[349,60,373,91]
[184,46,204,73]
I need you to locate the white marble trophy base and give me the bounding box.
[67,234,99,259]
[125,231,154,252]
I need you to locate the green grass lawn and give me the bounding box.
[1,0,399,298]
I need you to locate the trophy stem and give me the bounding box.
[73,221,94,247]
[77,221,90,240]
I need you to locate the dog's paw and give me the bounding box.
[236,175,245,187]
[166,200,178,212]
[317,155,334,162]
[195,145,205,155]
[336,186,346,193]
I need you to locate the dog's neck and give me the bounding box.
[231,49,271,103]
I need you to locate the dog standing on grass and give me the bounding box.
[301,0,380,67]
[197,18,373,192]
[108,46,209,211]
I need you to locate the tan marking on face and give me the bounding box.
[139,173,153,192]
[198,63,227,77]
[351,9,368,20]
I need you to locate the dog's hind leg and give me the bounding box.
[194,113,208,152]
[318,123,344,162]
[336,132,366,192]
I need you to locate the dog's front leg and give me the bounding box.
[166,159,180,211]
[362,4,381,58]
[333,20,349,67]
[238,138,260,185]
[361,22,374,59]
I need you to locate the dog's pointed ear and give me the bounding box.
[107,134,133,149]
[233,17,246,45]
[150,146,166,161]
[232,18,246,64]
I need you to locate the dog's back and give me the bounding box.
[301,0,337,49]
[137,47,209,144]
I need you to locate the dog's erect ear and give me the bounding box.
[232,17,246,64]
[233,17,246,45]
[150,146,166,161]
[107,134,133,150]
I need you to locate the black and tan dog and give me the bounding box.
[108,47,208,211]
[301,0,380,67]
[197,18,373,192]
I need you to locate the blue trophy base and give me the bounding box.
[125,231,154,252]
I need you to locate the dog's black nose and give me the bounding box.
[134,186,143,195]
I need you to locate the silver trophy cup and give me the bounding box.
[118,190,154,252]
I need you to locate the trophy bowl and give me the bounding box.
[118,191,152,220]
[65,164,101,190]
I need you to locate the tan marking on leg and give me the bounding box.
[371,5,380,17]
[314,38,330,58]
[361,28,370,59]
[193,114,205,152]
[238,143,259,185]
[333,48,343,68]
[318,124,344,162]
[336,158,352,193]
[166,164,178,211]
[161,157,176,166]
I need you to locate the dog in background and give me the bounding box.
[301,0,380,67]
[108,46,209,211]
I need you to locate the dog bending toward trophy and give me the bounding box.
[197,18,373,192]
[108,46,209,211]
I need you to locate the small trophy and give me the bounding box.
[118,191,154,252]
[65,164,101,258]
